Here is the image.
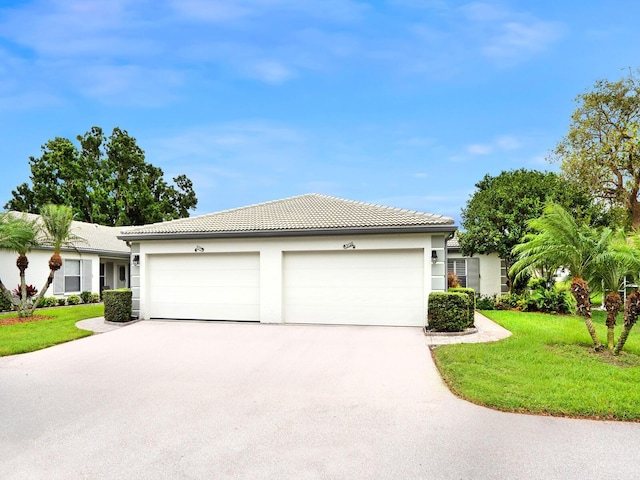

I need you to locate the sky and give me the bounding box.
[1,0,638,226]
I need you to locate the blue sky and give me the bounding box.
[1,0,638,225]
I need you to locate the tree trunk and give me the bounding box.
[630,192,640,231]
[614,291,640,355]
[570,277,603,350]
[28,270,56,317]
[605,291,623,350]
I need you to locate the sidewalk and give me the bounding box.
[424,311,512,345]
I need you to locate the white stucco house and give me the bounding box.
[446,234,506,297]
[0,213,130,299]
[119,194,457,327]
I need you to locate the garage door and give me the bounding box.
[147,252,260,321]
[283,249,424,326]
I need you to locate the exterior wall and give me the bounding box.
[447,251,502,297]
[132,232,445,324]
[0,250,103,297]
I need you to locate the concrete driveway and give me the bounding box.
[1,321,640,480]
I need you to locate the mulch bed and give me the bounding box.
[0,315,53,326]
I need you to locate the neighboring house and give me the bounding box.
[0,213,130,299]
[119,194,457,327]
[446,234,507,297]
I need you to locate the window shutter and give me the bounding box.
[82,260,92,292]
[53,268,64,295]
[467,257,480,293]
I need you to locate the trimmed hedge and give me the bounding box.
[448,287,475,327]
[103,288,133,323]
[427,292,470,332]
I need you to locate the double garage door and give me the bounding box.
[147,249,425,326]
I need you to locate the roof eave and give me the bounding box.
[118,224,458,241]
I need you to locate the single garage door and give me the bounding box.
[147,252,260,321]
[283,249,424,326]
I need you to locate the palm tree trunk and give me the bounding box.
[570,277,603,350]
[605,291,623,350]
[614,291,640,355]
[27,270,56,316]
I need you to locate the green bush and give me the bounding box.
[57,298,67,307]
[495,293,526,310]
[80,291,92,304]
[0,293,13,312]
[448,287,475,327]
[37,296,59,308]
[90,293,101,304]
[476,294,496,310]
[66,294,81,306]
[427,292,470,332]
[103,288,132,323]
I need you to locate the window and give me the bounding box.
[447,259,467,287]
[65,260,81,292]
[54,259,92,294]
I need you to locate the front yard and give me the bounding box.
[0,304,103,356]
[432,309,640,421]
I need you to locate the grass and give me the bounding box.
[0,304,103,357]
[432,309,640,421]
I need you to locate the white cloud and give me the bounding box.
[467,144,493,155]
[482,20,563,60]
[247,60,297,84]
[495,135,520,150]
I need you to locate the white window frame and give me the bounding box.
[447,259,468,287]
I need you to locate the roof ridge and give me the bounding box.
[325,194,447,219]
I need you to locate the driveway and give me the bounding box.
[1,321,639,479]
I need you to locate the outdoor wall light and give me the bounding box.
[431,250,438,264]
[132,254,140,267]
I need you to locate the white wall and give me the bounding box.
[131,232,446,323]
[0,250,102,297]
[447,251,502,297]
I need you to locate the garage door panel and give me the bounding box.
[283,249,424,326]
[147,252,260,321]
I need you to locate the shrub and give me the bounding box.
[427,292,470,332]
[447,272,460,288]
[0,293,13,312]
[495,293,526,310]
[523,282,573,314]
[448,287,475,327]
[37,296,59,308]
[90,293,101,304]
[12,284,38,298]
[476,294,496,310]
[66,294,81,306]
[57,298,67,306]
[103,288,132,323]
[80,291,92,304]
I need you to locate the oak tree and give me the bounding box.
[5,127,198,226]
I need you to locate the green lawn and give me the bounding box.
[0,304,104,357]
[432,309,640,421]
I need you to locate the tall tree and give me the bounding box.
[553,70,640,229]
[5,127,198,226]
[458,169,599,290]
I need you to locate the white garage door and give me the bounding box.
[283,249,425,326]
[147,252,260,321]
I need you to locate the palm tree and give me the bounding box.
[588,230,640,349]
[0,213,41,316]
[510,203,625,351]
[27,205,84,315]
[614,291,640,355]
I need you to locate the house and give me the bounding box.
[0,213,130,299]
[119,194,457,326]
[446,234,507,297]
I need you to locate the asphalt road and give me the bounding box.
[1,321,639,479]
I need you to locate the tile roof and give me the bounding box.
[9,212,129,255]
[119,194,455,237]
